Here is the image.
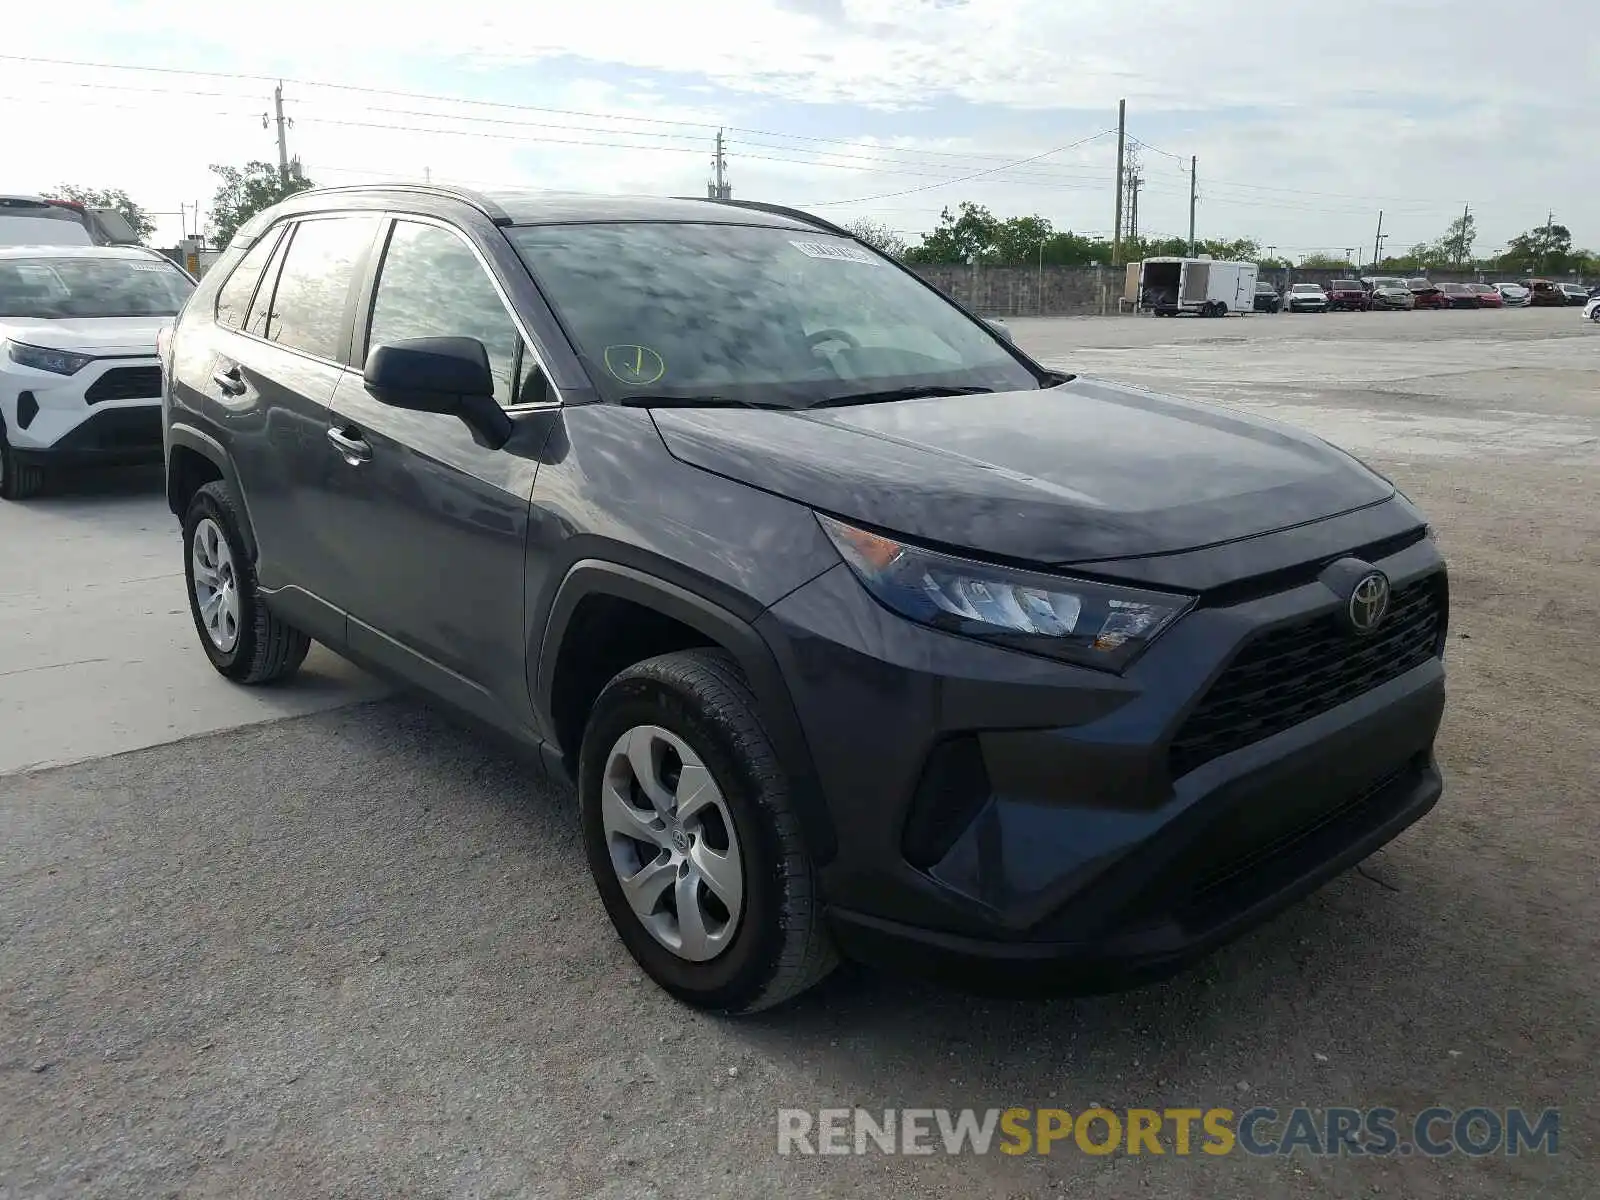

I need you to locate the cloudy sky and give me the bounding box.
[3,0,1594,261]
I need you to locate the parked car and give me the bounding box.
[1494,282,1531,307]
[1436,282,1481,310]
[1252,281,1282,312]
[0,245,195,498]
[1408,279,1448,310]
[1556,282,1590,306]
[1520,279,1567,307]
[1365,277,1416,310]
[1465,283,1503,308]
[1585,295,1600,323]
[161,185,1449,1012]
[0,195,142,248]
[1284,282,1328,312]
[1326,279,1370,311]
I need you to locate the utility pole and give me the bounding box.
[1542,209,1554,272]
[1187,155,1197,257]
[1372,210,1386,270]
[272,82,290,185]
[424,166,432,184]
[707,130,731,200]
[1112,99,1126,267]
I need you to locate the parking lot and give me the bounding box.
[2,307,1595,1197]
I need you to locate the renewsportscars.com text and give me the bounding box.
[776,1106,1559,1158]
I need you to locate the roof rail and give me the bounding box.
[689,197,857,240]
[290,182,514,226]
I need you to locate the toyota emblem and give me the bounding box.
[1347,571,1391,635]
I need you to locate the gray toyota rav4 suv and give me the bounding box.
[162,185,1448,1013]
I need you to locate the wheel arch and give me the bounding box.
[536,559,838,865]
[166,424,258,562]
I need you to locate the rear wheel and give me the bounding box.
[183,481,310,683]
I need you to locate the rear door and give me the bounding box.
[207,213,382,642]
[322,215,555,727]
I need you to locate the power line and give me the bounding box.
[805,129,1118,206]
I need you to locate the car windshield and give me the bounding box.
[0,255,194,318]
[1469,284,1494,292]
[1332,280,1359,289]
[1291,284,1322,293]
[507,222,1039,407]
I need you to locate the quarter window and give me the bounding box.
[264,216,379,360]
[367,221,532,408]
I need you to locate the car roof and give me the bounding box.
[251,184,837,236]
[0,243,174,262]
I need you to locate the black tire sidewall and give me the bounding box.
[182,485,260,677]
[579,671,790,1010]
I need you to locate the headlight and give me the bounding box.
[6,341,94,375]
[818,514,1194,671]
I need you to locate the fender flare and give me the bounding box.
[535,559,837,864]
[165,423,258,562]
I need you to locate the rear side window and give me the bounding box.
[264,216,379,360]
[214,230,282,329]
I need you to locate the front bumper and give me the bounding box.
[10,405,162,466]
[759,507,1447,992]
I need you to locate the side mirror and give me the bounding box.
[985,317,1015,344]
[363,336,512,450]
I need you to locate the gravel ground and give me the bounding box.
[2,308,1596,1197]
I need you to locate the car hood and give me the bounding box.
[652,378,1394,564]
[0,315,169,356]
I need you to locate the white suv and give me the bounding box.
[1,245,195,499]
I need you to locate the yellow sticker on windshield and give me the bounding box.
[603,345,666,386]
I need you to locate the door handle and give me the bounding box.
[212,365,246,396]
[326,426,373,465]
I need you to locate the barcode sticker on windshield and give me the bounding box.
[129,263,169,272]
[790,240,877,264]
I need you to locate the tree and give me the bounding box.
[1440,211,1476,266]
[208,161,314,249]
[1298,253,1353,269]
[902,202,1000,264]
[43,184,155,243]
[842,218,906,259]
[1499,221,1573,274]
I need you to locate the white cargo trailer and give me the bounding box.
[1125,257,1259,317]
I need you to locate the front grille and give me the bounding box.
[84,365,162,403]
[1169,573,1445,778]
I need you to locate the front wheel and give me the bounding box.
[579,649,836,1013]
[0,426,45,501]
[183,481,310,683]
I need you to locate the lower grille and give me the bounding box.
[1188,763,1409,901]
[1170,572,1446,778]
[85,365,162,403]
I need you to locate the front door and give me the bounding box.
[323,217,555,729]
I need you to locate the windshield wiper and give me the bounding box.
[808,384,996,409]
[617,394,781,410]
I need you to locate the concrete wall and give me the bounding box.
[906,264,1118,318]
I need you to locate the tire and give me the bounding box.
[579,648,836,1014]
[0,425,45,501]
[182,480,309,683]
